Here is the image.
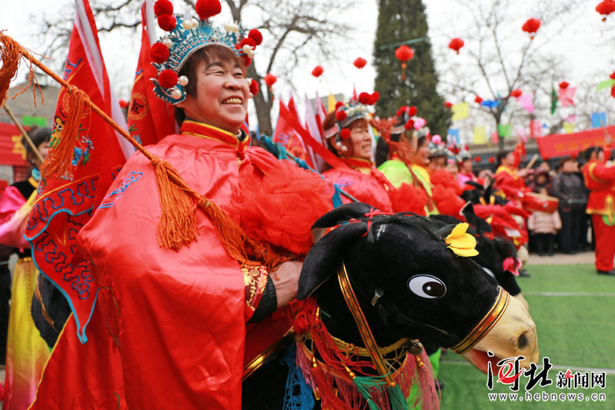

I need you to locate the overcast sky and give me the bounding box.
[2,0,614,132]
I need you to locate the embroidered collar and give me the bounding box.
[180,120,251,155]
[341,157,374,172]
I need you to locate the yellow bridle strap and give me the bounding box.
[451,287,510,354]
[337,262,396,387]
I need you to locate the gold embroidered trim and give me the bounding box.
[242,265,268,312]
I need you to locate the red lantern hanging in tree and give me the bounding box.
[444,101,454,109]
[312,65,324,78]
[510,89,522,98]
[448,38,465,55]
[394,45,415,80]
[609,71,615,80]
[596,1,615,22]
[264,73,277,88]
[559,81,569,89]
[611,84,615,98]
[522,18,541,40]
[474,96,483,104]
[353,57,367,69]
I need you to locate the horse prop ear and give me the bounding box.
[312,202,374,243]
[312,202,374,229]
[461,202,492,234]
[299,221,368,300]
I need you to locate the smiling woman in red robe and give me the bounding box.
[30,7,332,410]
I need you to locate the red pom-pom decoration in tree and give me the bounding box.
[336,110,347,121]
[119,99,129,109]
[264,73,277,88]
[510,89,522,98]
[474,156,481,163]
[559,81,569,89]
[248,29,263,45]
[340,129,351,140]
[158,14,177,31]
[404,119,415,130]
[448,38,465,55]
[335,101,344,110]
[241,55,252,67]
[596,1,615,22]
[154,0,173,17]
[475,96,483,104]
[522,18,541,40]
[445,101,454,109]
[150,43,170,64]
[358,92,371,105]
[249,79,259,96]
[353,57,367,69]
[312,65,324,78]
[158,69,179,88]
[611,84,615,99]
[370,92,380,104]
[489,157,495,163]
[394,45,414,80]
[610,71,615,80]
[195,0,222,20]
[408,106,417,116]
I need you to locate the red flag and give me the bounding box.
[127,2,176,145]
[273,99,315,168]
[25,0,130,343]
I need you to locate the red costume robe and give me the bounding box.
[582,146,615,271]
[322,157,395,212]
[31,120,332,410]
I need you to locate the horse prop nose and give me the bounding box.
[460,294,539,374]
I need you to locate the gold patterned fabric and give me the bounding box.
[241,265,269,322]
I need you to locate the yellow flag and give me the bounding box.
[328,93,337,113]
[452,102,470,121]
[473,126,487,144]
[563,122,575,134]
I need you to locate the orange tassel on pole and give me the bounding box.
[40,88,89,181]
[151,156,199,251]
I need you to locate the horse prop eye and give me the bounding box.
[407,275,447,299]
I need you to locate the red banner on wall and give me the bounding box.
[0,123,29,166]
[536,126,615,159]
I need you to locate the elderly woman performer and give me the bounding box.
[34,4,333,410]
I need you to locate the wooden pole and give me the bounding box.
[3,104,45,164]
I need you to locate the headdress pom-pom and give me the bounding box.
[248,29,263,45]
[195,0,222,20]
[151,43,170,63]
[159,69,179,89]
[340,129,351,140]
[154,0,173,17]
[335,110,347,121]
[158,14,177,31]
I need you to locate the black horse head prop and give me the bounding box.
[299,203,538,376]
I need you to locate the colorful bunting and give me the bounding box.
[447,129,460,144]
[451,102,470,121]
[592,112,607,128]
[516,93,534,114]
[473,126,487,144]
[563,122,576,134]
[558,87,576,107]
[596,79,615,91]
[498,123,512,138]
[529,120,542,138]
[481,100,499,108]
